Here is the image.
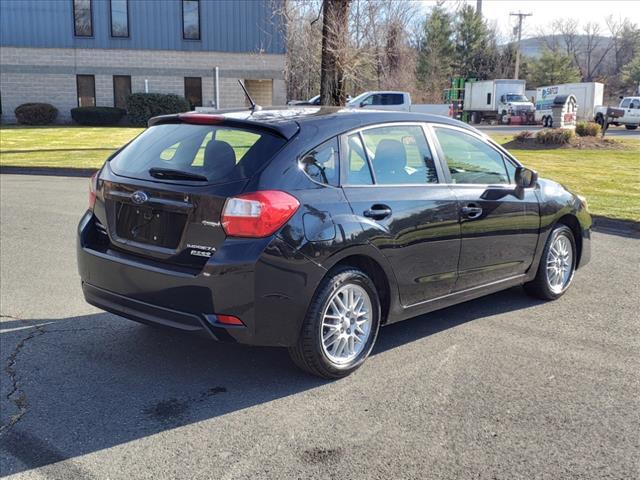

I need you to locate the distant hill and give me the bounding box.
[515,35,613,58]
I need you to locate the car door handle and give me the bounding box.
[363,204,392,220]
[461,204,483,219]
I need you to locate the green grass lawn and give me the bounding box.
[1,125,638,221]
[0,125,143,168]
[490,135,640,222]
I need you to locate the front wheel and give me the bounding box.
[625,124,638,130]
[524,224,576,300]
[289,267,381,379]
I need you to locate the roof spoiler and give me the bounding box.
[148,112,299,140]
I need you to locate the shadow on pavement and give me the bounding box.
[0,286,541,475]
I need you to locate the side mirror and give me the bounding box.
[360,101,367,108]
[515,166,538,188]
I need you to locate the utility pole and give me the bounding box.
[510,11,532,80]
[476,0,482,16]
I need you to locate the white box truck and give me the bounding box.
[534,82,604,127]
[463,79,534,124]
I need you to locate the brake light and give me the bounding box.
[178,113,224,125]
[88,172,98,210]
[221,190,300,237]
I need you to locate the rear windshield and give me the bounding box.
[109,123,286,184]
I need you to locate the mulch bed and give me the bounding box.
[503,136,633,150]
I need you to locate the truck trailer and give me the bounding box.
[533,82,604,127]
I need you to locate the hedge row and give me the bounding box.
[126,93,191,126]
[71,106,125,125]
[14,103,58,125]
[12,93,191,126]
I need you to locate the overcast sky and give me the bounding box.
[418,0,640,40]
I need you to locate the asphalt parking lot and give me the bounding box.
[1,174,639,479]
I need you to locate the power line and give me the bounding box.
[510,11,532,80]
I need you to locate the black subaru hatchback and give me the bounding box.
[77,108,591,378]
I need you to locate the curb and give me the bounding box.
[0,166,97,177]
[592,216,640,239]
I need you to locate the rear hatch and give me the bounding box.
[94,119,287,269]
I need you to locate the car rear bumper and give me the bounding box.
[77,211,326,347]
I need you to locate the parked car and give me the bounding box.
[77,108,591,378]
[347,91,450,116]
[288,94,353,106]
[594,96,640,130]
[288,95,320,106]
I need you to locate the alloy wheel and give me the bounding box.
[320,284,372,365]
[546,233,574,294]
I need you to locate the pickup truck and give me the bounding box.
[594,97,640,130]
[347,91,450,116]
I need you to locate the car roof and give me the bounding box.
[149,107,479,140]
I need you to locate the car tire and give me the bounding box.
[595,114,605,127]
[288,266,381,379]
[524,224,577,301]
[625,125,638,130]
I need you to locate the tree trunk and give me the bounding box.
[320,0,352,106]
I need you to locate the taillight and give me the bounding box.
[221,190,300,238]
[217,314,244,326]
[88,172,98,210]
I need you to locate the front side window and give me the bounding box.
[434,127,510,184]
[360,95,375,106]
[110,0,129,37]
[76,75,96,107]
[113,75,131,109]
[73,0,92,37]
[299,138,339,186]
[110,124,285,185]
[360,125,438,185]
[182,0,200,40]
[184,77,202,108]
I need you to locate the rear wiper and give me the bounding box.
[148,167,207,181]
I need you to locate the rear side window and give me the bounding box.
[360,125,438,185]
[344,134,373,185]
[109,123,285,184]
[381,94,404,105]
[299,138,339,186]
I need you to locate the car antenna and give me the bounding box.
[238,80,262,112]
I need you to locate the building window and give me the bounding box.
[182,0,200,40]
[77,75,96,107]
[110,0,129,37]
[184,77,202,108]
[113,75,131,109]
[73,0,93,37]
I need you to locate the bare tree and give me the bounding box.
[319,0,352,105]
[581,22,614,81]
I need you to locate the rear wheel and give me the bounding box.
[524,224,576,300]
[625,124,638,130]
[595,114,605,127]
[289,267,381,379]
